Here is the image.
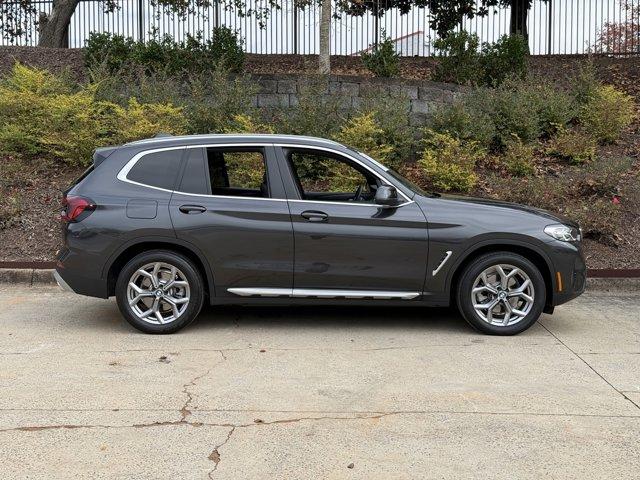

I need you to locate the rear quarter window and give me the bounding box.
[127,150,183,190]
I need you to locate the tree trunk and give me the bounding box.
[318,0,331,74]
[37,0,79,48]
[509,0,529,42]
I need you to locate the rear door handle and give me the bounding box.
[179,205,206,214]
[301,210,328,222]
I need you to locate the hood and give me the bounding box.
[436,194,579,227]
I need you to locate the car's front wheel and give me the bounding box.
[115,250,204,334]
[456,252,546,335]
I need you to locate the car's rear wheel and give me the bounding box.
[456,252,546,335]
[115,250,204,334]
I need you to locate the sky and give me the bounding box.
[1,0,630,55]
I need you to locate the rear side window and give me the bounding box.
[127,150,183,190]
[179,147,268,198]
[208,148,268,197]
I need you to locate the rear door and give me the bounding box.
[169,144,293,297]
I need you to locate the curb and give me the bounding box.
[0,268,56,285]
[1,268,639,293]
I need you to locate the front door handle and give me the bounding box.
[301,210,328,222]
[179,204,206,214]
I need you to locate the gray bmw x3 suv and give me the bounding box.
[55,134,586,334]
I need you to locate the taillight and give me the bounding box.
[61,195,96,223]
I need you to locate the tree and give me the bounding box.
[594,0,640,54]
[319,0,331,73]
[338,0,547,41]
[0,0,279,48]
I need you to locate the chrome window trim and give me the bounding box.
[116,142,413,205]
[227,287,420,300]
[117,143,287,202]
[274,143,412,202]
[287,198,415,208]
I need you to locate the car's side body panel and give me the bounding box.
[286,199,429,292]
[55,134,586,311]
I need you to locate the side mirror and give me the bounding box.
[374,185,399,207]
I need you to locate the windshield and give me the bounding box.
[356,151,431,197]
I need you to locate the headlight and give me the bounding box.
[544,224,581,242]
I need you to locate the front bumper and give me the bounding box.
[547,240,587,307]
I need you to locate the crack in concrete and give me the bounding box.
[2,409,640,434]
[207,426,235,478]
[539,321,640,412]
[3,344,514,356]
[179,350,227,422]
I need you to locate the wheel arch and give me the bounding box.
[448,241,555,310]
[104,237,215,299]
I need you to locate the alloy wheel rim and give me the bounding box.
[471,264,535,327]
[127,262,190,325]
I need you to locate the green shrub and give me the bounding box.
[0,64,186,165]
[182,69,257,134]
[113,98,187,143]
[465,84,542,149]
[85,27,245,74]
[91,64,258,134]
[205,26,245,72]
[502,137,536,176]
[579,85,635,143]
[418,130,482,192]
[430,101,496,147]
[435,79,577,150]
[362,33,400,77]
[223,114,275,134]
[356,94,415,168]
[432,31,481,85]
[85,32,136,73]
[571,61,600,106]
[333,112,394,165]
[433,31,528,87]
[522,79,577,136]
[480,34,528,87]
[546,128,596,164]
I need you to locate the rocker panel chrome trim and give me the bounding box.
[227,288,420,300]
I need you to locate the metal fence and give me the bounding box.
[2,0,639,55]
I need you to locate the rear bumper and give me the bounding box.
[53,270,74,292]
[55,247,109,298]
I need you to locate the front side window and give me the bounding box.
[285,149,380,203]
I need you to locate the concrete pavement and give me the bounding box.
[0,284,638,479]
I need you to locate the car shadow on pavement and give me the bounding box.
[190,304,473,334]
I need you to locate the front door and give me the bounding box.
[278,147,429,295]
[169,145,293,297]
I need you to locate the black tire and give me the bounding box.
[456,252,546,335]
[115,250,205,334]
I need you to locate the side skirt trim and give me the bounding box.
[227,288,420,300]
